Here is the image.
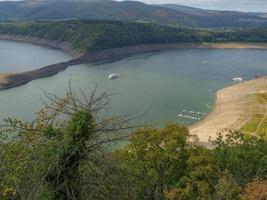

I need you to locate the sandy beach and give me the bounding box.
[201,42,267,49]
[0,73,12,84]
[190,77,267,142]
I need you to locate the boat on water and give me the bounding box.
[108,74,119,80]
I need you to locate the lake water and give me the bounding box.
[0,40,267,125]
[0,40,70,72]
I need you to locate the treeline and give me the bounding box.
[0,89,266,200]
[196,28,267,43]
[1,20,267,54]
[0,20,196,53]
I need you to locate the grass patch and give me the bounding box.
[257,118,267,139]
[255,93,267,103]
[240,114,264,133]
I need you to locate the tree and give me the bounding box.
[212,131,267,186]
[173,147,220,200]
[117,124,198,200]
[213,175,241,200]
[0,85,135,200]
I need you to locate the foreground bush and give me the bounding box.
[241,179,267,200]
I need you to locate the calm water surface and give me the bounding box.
[0,40,267,125]
[0,40,70,72]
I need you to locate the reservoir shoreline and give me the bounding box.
[1,38,267,91]
[190,76,267,142]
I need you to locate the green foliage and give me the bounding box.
[117,124,197,200]
[45,111,95,200]
[213,175,241,200]
[212,131,267,186]
[240,114,264,133]
[0,87,131,200]
[117,128,267,200]
[1,20,267,54]
[174,148,220,200]
[0,20,198,53]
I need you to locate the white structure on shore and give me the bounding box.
[233,77,244,83]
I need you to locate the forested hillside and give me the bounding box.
[0,20,197,53]
[1,20,267,53]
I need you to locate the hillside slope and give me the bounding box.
[161,4,267,27]
[0,20,198,53]
[0,0,267,28]
[1,20,267,53]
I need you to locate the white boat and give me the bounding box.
[233,77,243,82]
[108,74,119,80]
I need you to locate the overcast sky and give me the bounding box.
[119,0,267,12]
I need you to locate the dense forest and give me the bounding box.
[1,20,267,54]
[0,88,266,200]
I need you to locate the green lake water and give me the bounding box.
[0,40,70,72]
[1,40,267,125]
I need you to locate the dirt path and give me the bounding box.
[189,77,267,142]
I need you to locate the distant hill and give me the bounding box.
[160,4,267,27]
[0,0,267,28]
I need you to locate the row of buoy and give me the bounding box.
[177,114,201,121]
[182,110,207,116]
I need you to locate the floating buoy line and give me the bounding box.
[177,109,208,121]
